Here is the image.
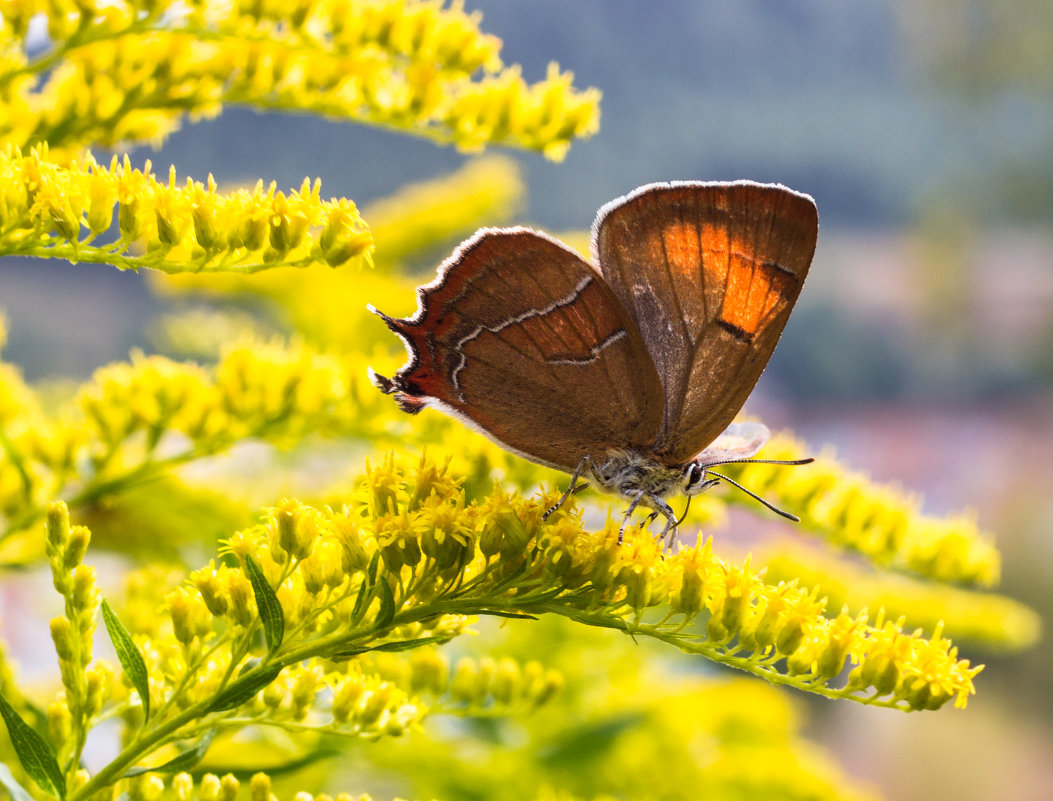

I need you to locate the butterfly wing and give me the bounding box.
[693,421,770,465]
[593,181,817,466]
[370,227,665,472]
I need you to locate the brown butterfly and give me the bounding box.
[369,181,818,545]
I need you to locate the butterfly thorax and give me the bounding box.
[587,449,687,500]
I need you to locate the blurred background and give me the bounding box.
[1,2,1051,799]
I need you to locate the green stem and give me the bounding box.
[69,654,293,801]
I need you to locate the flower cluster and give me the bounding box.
[0,452,991,801]
[758,538,1041,651]
[183,457,982,714]
[42,503,111,783]
[0,0,599,160]
[17,489,570,801]
[159,156,527,355]
[723,431,1001,586]
[0,146,373,273]
[0,339,374,546]
[372,457,985,711]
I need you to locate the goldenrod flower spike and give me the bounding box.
[0,145,373,273]
[757,539,1041,651]
[2,0,599,160]
[720,430,1001,587]
[209,456,982,714]
[7,453,988,801]
[156,156,527,358]
[0,340,378,545]
[108,456,983,731]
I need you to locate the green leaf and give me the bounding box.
[209,664,283,712]
[244,555,284,653]
[371,635,449,652]
[332,635,449,658]
[375,576,396,631]
[477,609,539,620]
[0,762,39,801]
[102,599,151,721]
[489,560,529,594]
[349,572,374,626]
[366,549,380,585]
[0,692,66,799]
[123,730,215,776]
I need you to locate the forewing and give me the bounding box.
[593,182,817,465]
[693,421,769,465]
[370,227,665,472]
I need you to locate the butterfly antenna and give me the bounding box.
[705,470,802,522]
[704,456,814,468]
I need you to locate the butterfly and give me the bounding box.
[369,181,818,546]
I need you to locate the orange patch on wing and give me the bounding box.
[660,221,702,274]
[699,223,732,281]
[719,252,796,339]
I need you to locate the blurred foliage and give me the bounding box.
[899,0,1053,221]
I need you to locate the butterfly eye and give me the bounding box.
[683,462,705,491]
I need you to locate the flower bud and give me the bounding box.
[250,773,272,801]
[172,773,194,801]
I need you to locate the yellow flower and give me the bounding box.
[6,2,598,160]
[0,146,374,274]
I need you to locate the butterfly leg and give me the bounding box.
[543,456,595,521]
[614,488,640,543]
[648,496,680,551]
[617,490,649,544]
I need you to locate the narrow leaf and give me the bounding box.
[349,574,374,627]
[332,635,449,658]
[370,635,449,652]
[102,599,151,721]
[123,730,216,776]
[349,549,382,625]
[0,692,66,799]
[209,664,283,712]
[477,609,539,620]
[375,576,396,630]
[489,560,529,594]
[244,555,284,652]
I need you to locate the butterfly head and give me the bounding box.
[681,461,718,496]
